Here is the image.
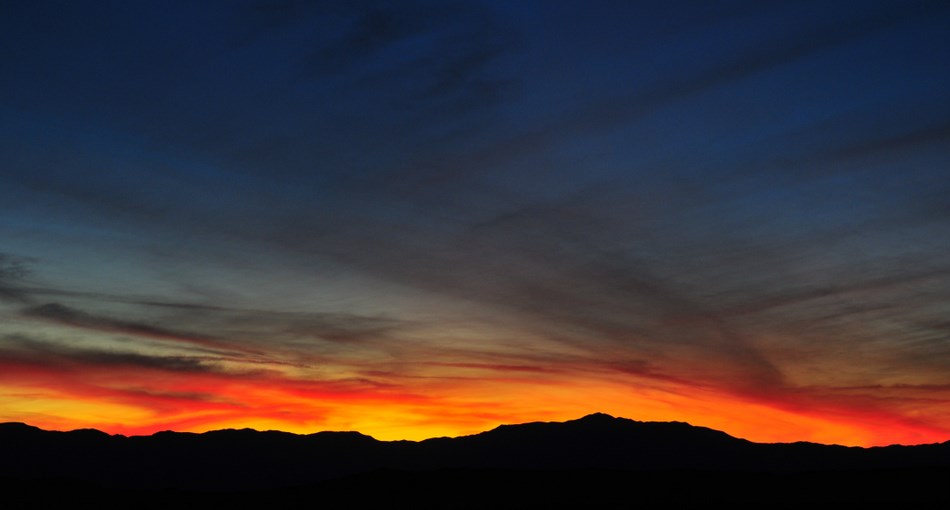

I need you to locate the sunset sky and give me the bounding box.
[2,0,949,447]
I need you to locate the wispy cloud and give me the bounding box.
[19,302,260,356]
[1,334,226,374]
[0,253,33,303]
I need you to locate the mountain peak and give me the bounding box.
[0,422,41,432]
[575,412,620,422]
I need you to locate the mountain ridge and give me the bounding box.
[3,412,948,447]
[3,413,950,507]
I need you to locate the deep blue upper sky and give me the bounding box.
[1,0,949,441]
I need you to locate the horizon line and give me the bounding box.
[3,412,947,448]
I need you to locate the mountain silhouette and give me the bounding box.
[2,413,949,508]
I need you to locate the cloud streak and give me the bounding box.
[0,253,33,303]
[20,302,262,356]
[0,334,220,374]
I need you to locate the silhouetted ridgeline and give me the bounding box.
[2,413,949,508]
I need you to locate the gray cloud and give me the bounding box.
[20,302,246,353]
[0,287,253,359]
[0,253,33,303]
[17,296,416,367]
[0,334,217,374]
[126,299,413,348]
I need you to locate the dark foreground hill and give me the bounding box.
[2,413,949,508]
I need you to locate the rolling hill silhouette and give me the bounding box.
[2,413,949,508]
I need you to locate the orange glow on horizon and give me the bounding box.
[2,357,948,446]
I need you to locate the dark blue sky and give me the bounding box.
[1,0,949,444]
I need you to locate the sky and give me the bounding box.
[1,0,949,447]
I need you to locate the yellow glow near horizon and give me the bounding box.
[3,369,947,447]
